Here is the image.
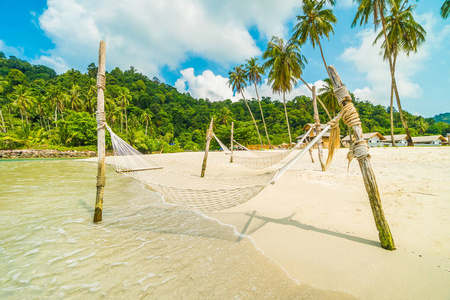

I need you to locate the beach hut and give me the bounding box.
[296,123,330,148]
[383,134,408,147]
[342,132,386,147]
[411,135,447,146]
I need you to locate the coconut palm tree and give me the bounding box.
[352,0,416,146]
[66,84,83,112]
[373,0,426,146]
[318,78,339,117]
[245,57,272,147]
[47,85,65,125]
[0,79,7,132]
[141,109,153,135]
[292,0,337,70]
[10,85,35,125]
[442,0,450,19]
[228,65,263,148]
[262,36,306,145]
[116,87,132,134]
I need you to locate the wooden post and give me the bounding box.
[312,86,325,171]
[327,65,395,250]
[200,118,214,177]
[230,122,234,163]
[94,41,106,223]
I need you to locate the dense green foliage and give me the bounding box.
[0,53,448,152]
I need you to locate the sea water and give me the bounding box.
[0,159,352,299]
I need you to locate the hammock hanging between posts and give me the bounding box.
[211,127,313,170]
[106,124,329,212]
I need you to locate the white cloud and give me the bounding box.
[175,67,325,103]
[36,0,302,77]
[336,0,356,9]
[341,29,425,105]
[175,68,236,101]
[341,12,450,109]
[0,40,24,58]
[31,55,69,74]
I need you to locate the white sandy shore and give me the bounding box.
[104,146,450,299]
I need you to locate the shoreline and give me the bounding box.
[0,149,97,159]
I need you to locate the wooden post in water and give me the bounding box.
[327,65,395,250]
[230,121,234,163]
[94,41,106,223]
[312,86,325,171]
[200,118,214,177]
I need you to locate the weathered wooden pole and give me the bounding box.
[94,40,106,223]
[230,121,234,163]
[312,86,325,171]
[327,65,395,250]
[200,118,214,177]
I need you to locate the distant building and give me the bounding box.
[296,123,331,148]
[411,135,447,146]
[383,134,408,146]
[342,132,386,147]
[384,134,447,146]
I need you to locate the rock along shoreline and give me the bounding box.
[0,149,97,159]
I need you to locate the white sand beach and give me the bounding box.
[140,146,450,299]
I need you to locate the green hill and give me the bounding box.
[434,113,450,124]
[1,52,449,151]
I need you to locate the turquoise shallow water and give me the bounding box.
[0,159,352,299]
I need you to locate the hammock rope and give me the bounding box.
[106,123,330,212]
[212,127,313,170]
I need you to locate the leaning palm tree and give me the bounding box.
[292,0,337,70]
[228,65,263,148]
[318,78,339,117]
[373,0,426,146]
[442,0,450,19]
[262,37,306,145]
[245,57,272,148]
[352,0,416,146]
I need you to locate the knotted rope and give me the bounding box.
[96,111,106,130]
[97,73,106,90]
[325,94,367,170]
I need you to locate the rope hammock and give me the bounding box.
[212,127,313,170]
[106,124,330,212]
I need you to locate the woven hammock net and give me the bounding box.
[212,127,313,170]
[106,125,328,212]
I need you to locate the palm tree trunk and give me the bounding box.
[125,108,128,134]
[240,91,263,148]
[299,77,332,120]
[313,23,328,70]
[0,108,6,133]
[378,1,413,146]
[54,108,58,128]
[254,83,272,148]
[145,119,148,135]
[389,83,396,147]
[283,92,292,145]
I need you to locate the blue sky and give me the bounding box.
[0,0,448,117]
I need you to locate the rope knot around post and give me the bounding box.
[352,140,370,161]
[96,111,106,130]
[97,73,106,90]
[206,129,213,140]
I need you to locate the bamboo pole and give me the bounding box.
[312,86,325,171]
[94,41,106,223]
[327,65,395,250]
[230,122,234,163]
[200,118,214,177]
